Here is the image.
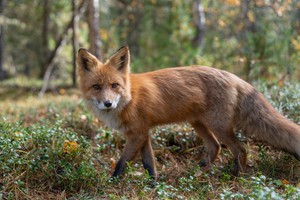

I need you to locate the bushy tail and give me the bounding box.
[236,89,300,160]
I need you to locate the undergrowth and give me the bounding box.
[1,80,300,199]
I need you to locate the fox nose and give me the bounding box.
[104,100,112,108]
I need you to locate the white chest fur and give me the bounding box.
[86,100,128,132]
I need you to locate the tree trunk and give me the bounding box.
[72,0,79,87]
[0,0,6,80]
[193,0,205,49]
[117,0,142,58]
[128,0,142,58]
[87,0,101,60]
[39,0,50,78]
[241,0,255,81]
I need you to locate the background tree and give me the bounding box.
[40,0,50,78]
[192,0,205,50]
[72,0,79,87]
[0,0,299,86]
[39,0,87,96]
[87,0,101,60]
[0,0,5,80]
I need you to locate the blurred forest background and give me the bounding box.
[0,0,299,90]
[1,1,300,198]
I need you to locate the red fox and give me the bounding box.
[77,46,300,180]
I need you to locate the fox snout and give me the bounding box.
[94,96,121,110]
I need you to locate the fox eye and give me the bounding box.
[112,83,119,89]
[92,84,101,90]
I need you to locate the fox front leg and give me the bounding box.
[141,137,157,180]
[112,131,148,178]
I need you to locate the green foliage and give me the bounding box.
[4,1,72,77]
[220,175,300,200]
[257,82,300,123]
[2,0,299,82]
[0,120,104,198]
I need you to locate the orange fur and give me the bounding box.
[77,46,300,180]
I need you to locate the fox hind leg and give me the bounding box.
[211,127,247,176]
[190,121,221,171]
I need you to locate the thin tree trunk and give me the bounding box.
[193,0,205,49]
[0,0,6,80]
[128,0,142,57]
[39,0,50,78]
[241,0,254,81]
[87,0,101,60]
[72,0,79,87]
[117,0,142,57]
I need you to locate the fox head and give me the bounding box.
[77,46,131,111]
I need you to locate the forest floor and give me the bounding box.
[1,78,300,199]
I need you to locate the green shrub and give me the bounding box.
[0,121,104,198]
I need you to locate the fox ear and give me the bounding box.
[107,46,130,73]
[77,48,99,72]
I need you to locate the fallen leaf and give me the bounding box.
[110,158,116,170]
[63,140,78,153]
[281,179,290,185]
